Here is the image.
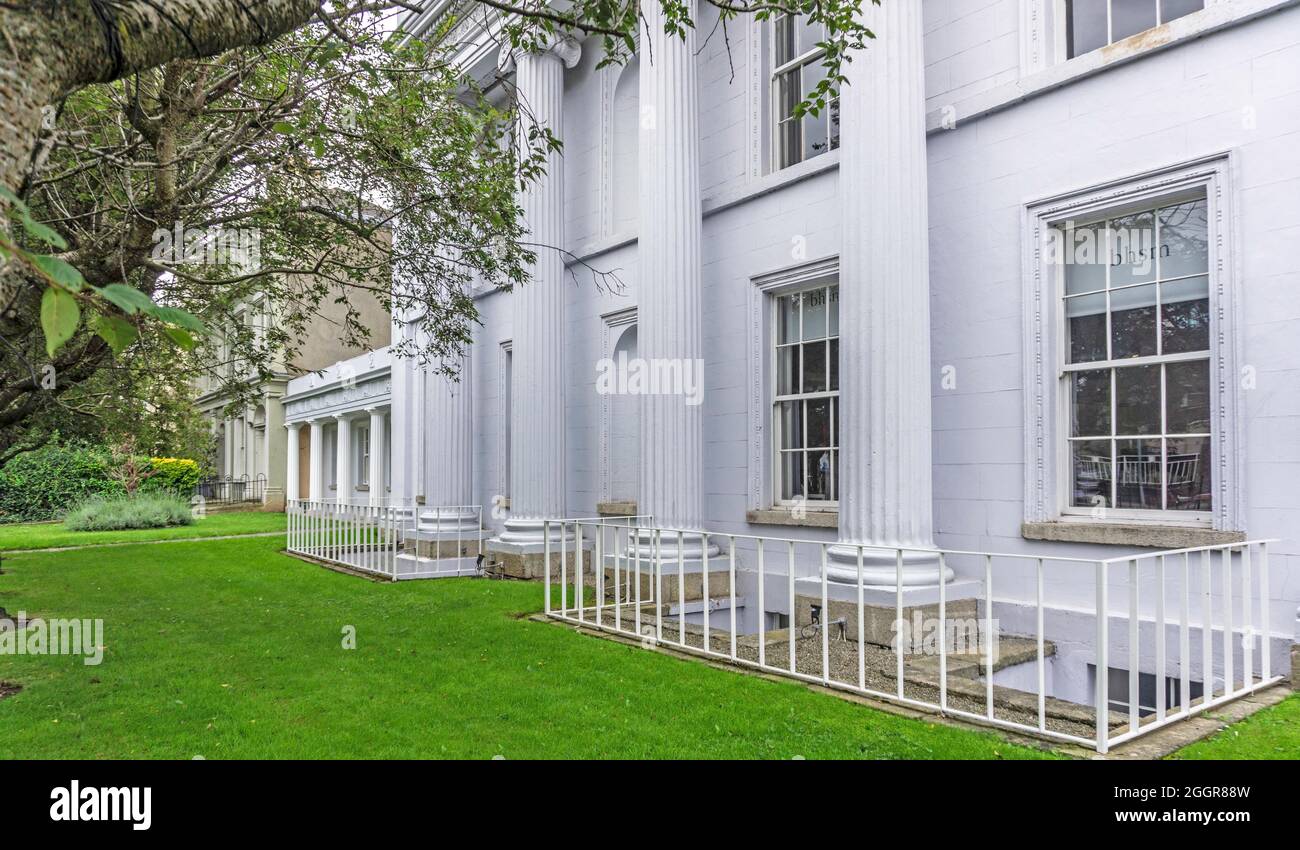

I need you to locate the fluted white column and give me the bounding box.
[367,407,387,506]
[334,414,353,504]
[419,353,476,531]
[636,3,714,560]
[285,423,300,502]
[830,1,949,586]
[308,419,325,501]
[495,39,581,547]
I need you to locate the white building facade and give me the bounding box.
[294,0,1300,717]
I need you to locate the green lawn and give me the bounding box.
[1170,694,1300,759]
[0,536,1059,759]
[0,510,284,552]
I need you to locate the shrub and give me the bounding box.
[141,457,202,495]
[63,493,194,532]
[0,443,123,523]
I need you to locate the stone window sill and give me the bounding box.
[746,507,838,529]
[596,500,638,517]
[1021,521,1245,550]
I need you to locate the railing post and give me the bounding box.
[1180,552,1191,713]
[1243,543,1253,688]
[895,549,904,701]
[787,540,796,674]
[985,553,994,720]
[677,530,686,648]
[933,551,946,712]
[544,520,552,616]
[729,536,737,662]
[1260,541,1271,683]
[1035,557,1044,732]
[820,543,829,685]
[757,538,766,669]
[1096,560,1109,754]
[576,523,585,624]
[857,545,865,692]
[613,525,622,633]
[1202,549,1213,700]
[1156,555,1166,723]
[1223,547,1233,694]
[702,533,711,653]
[1128,558,1139,734]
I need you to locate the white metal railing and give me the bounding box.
[543,519,1282,754]
[287,499,403,578]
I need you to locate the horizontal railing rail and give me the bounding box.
[543,519,1283,754]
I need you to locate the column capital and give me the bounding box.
[498,35,581,75]
[363,404,389,415]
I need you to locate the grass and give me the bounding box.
[1170,694,1300,759]
[0,510,284,552]
[0,536,1059,759]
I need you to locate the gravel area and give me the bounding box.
[578,602,1109,742]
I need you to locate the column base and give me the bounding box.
[416,508,480,534]
[625,529,720,564]
[827,544,954,587]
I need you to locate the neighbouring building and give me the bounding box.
[290,0,1300,730]
[197,290,390,510]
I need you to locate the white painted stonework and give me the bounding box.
[303,2,1300,683]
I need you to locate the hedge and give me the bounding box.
[0,445,202,523]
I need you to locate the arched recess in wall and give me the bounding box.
[609,323,639,502]
[611,57,640,234]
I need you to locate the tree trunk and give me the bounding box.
[1,0,320,196]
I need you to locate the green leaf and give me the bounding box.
[96,283,155,314]
[146,304,204,332]
[162,326,195,350]
[40,286,81,357]
[30,254,85,291]
[273,122,296,135]
[90,314,137,356]
[21,218,67,249]
[0,186,29,215]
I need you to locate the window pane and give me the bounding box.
[802,288,828,338]
[1162,0,1204,24]
[1068,0,1109,57]
[830,450,839,501]
[1166,360,1210,433]
[807,397,831,448]
[827,286,839,337]
[777,345,800,395]
[774,14,797,66]
[1110,283,1158,359]
[802,340,827,392]
[1112,0,1158,42]
[778,293,799,344]
[1066,292,1108,363]
[1071,369,1112,437]
[1063,222,1108,295]
[1115,438,1163,509]
[1115,364,1161,435]
[1161,276,1210,353]
[801,63,832,160]
[829,338,839,392]
[780,451,805,500]
[1071,439,1113,508]
[1166,436,1212,511]
[796,16,823,57]
[776,72,801,168]
[1110,210,1158,287]
[1158,199,1208,278]
[808,450,832,500]
[779,400,803,449]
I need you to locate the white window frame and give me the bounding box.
[1061,0,1206,59]
[769,13,838,173]
[747,257,840,512]
[1022,153,1242,532]
[356,423,370,487]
